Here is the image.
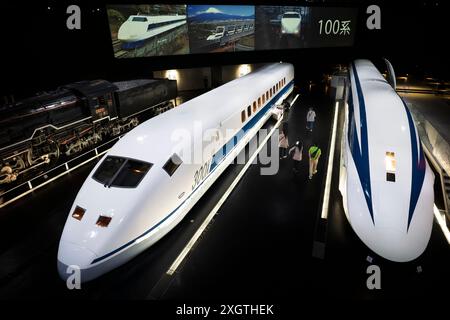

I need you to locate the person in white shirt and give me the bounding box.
[306,107,316,132]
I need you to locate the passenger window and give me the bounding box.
[163,153,183,176]
[253,101,257,112]
[247,105,251,117]
[241,110,246,122]
[266,91,269,100]
[262,94,265,104]
[258,97,261,108]
[273,85,276,93]
[270,88,272,97]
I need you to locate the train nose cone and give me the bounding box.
[57,241,97,281]
[369,227,429,262]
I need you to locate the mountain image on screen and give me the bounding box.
[189,12,255,22]
[187,5,256,54]
[188,6,255,22]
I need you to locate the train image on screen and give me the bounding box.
[206,23,254,41]
[280,11,301,36]
[187,5,255,53]
[118,14,187,49]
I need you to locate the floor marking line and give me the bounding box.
[321,101,340,219]
[434,204,450,245]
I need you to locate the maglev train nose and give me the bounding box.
[57,241,97,281]
[369,227,429,263]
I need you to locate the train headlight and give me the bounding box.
[385,152,396,172]
[385,152,396,182]
[72,206,86,221]
[96,215,112,228]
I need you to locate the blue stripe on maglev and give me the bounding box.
[348,62,374,224]
[401,99,426,231]
[91,80,295,265]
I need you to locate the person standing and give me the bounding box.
[308,142,321,179]
[282,121,289,138]
[282,99,290,121]
[279,130,289,159]
[306,107,316,132]
[289,140,303,174]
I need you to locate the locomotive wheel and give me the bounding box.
[47,140,60,162]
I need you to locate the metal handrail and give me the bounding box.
[0,135,122,208]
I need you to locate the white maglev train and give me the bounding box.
[339,60,434,262]
[58,63,294,281]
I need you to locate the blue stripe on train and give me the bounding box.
[349,62,374,224]
[209,80,294,172]
[401,99,426,231]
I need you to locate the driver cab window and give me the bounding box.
[93,156,152,188]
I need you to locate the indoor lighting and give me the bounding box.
[238,64,251,77]
[166,69,179,81]
[385,151,396,172]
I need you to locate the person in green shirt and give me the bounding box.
[308,143,321,179]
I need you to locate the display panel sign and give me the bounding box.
[107,4,358,58]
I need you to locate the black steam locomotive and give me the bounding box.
[0,78,177,186]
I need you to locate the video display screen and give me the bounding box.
[107,4,189,58]
[107,4,358,58]
[255,6,357,50]
[187,5,255,54]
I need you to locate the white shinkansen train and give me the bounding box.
[118,15,187,49]
[280,12,301,36]
[339,59,434,262]
[58,63,294,281]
